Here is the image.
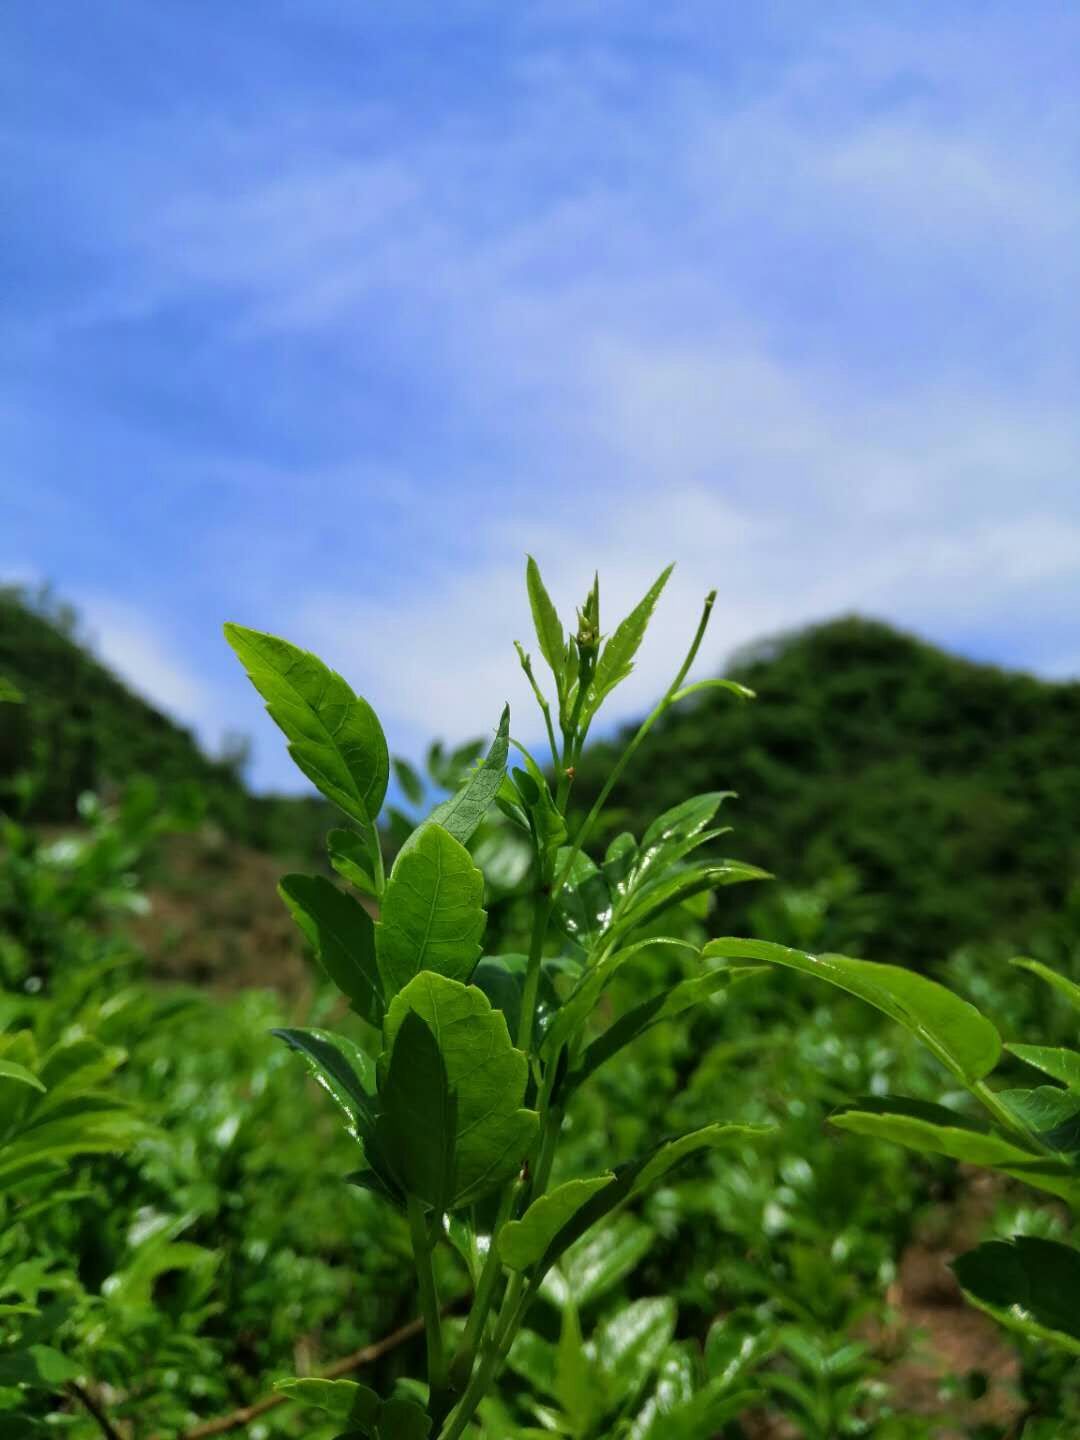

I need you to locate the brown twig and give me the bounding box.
[155,1294,467,1440]
[68,1381,124,1440]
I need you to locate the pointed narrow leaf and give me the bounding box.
[375,1012,456,1210]
[830,1095,1038,1167]
[706,939,1002,1085]
[554,850,613,954]
[271,1028,376,1138]
[382,973,538,1208]
[1013,958,1080,1013]
[526,556,566,693]
[594,1297,676,1407]
[634,792,735,887]
[1008,1044,1080,1093]
[500,1175,614,1270]
[279,874,383,1025]
[224,623,388,827]
[428,705,510,845]
[0,1061,45,1093]
[392,756,425,808]
[589,565,673,712]
[328,828,378,896]
[376,822,486,1000]
[952,1237,1080,1354]
[616,861,769,936]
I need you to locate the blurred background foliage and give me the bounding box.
[1,588,1078,1436]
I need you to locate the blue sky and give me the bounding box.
[3,2,1079,792]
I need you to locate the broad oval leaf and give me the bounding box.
[377,1397,432,1439]
[501,1175,614,1271]
[375,1011,456,1211]
[952,1237,1080,1355]
[382,973,538,1209]
[224,623,388,828]
[376,822,486,1000]
[279,874,383,1025]
[428,705,510,845]
[706,938,1002,1086]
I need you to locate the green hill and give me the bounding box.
[0,585,328,855]
[572,616,1080,966]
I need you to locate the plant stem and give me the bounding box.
[517,889,553,1055]
[408,1195,447,1407]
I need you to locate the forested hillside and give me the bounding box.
[573,616,1080,965]
[0,585,329,856]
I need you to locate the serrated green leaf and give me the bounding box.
[224,623,388,827]
[707,938,1002,1085]
[616,860,769,936]
[588,565,673,715]
[998,1086,1080,1153]
[279,875,383,1025]
[382,974,538,1208]
[376,1012,456,1210]
[501,1176,614,1271]
[952,1237,1080,1354]
[0,1060,45,1093]
[275,1377,381,1426]
[1008,1044,1080,1093]
[376,823,485,1000]
[428,706,510,845]
[526,556,566,696]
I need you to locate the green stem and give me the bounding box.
[517,890,553,1055]
[553,590,717,896]
[408,1195,447,1405]
[450,1183,518,1389]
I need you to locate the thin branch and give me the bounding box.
[152,1295,467,1440]
[68,1381,124,1440]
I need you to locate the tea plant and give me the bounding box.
[710,939,1080,1361]
[225,558,772,1438]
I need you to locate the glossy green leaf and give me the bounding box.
[531,1123,768,1279]
[501,1176,614,1271]
[428,705,510,845]
[556,1299,600,1425]
[830,1095,1039,1167]
[595,1297,675,1407]
[271,1028,376,1141]
[616,860,769,936]
[279,875,383,1025]
[554,851,613,954]
[471,953,529,1040]
[376,1012,456,1211]
[588,565,673,713]
[952,1237,1080,1354]
[542,1215,655,1310]
[632,791,735,888]
[376,822,486,1000]
[0,1060,45,1093]
[1008,1044,1080,1092]
[382,973,538,1208]
[602,832,638,899]
[1013,958,1080,1014]
[275,1377,381,1426]
[707,938,1002,1085]
[328,828,379,896]
[526,555,566,694]
[224,623,388,827]
[998,1086,1080,1153]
